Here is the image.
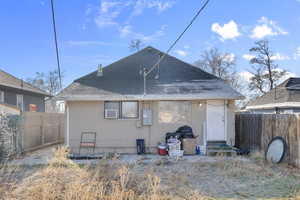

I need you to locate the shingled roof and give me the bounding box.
[59,46,243,100]
[0,70,50,96]
[247,77,300,109]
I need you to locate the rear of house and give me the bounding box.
[0,70,50,113]
[246,77,300,114]
[59,47,243,154]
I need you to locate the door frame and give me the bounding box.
[205,100,227,144]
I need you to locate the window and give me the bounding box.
[16,94,24,111]
[0,91,4,103]
[104,102,119,119]
[121,101,138,119]
[104,101,138,119]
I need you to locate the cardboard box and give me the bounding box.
[182,138,197,155]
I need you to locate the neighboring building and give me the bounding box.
[0,70,51,112]
[59,46,243,154]
[45,98,65,113]
[246,77,300,114]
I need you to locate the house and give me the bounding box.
[246,77,300,114]
[59,46,243,154]
[0,70,50,113]
[45,97,65,113]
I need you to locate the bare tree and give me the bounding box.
[27,69,63,95]
[194,48,242,91]
[248,40,287,94]
[129,39,144,52]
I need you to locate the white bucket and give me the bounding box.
[199,145,206,155]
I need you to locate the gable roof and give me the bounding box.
[247,77,300,109]
[0,70,50,96]
[59,46,243,101]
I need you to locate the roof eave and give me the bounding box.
[57,94,244,101]
[246,102,300,110]
[0,83,51,97]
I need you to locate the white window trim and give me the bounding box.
[16,94,24,111]
[104,101,139,120]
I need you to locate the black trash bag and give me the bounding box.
[176,125,194,139]
[165,125,195,143]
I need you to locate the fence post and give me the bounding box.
[19,113,24,154]
[297,114,300,167]
[40,114,44,146]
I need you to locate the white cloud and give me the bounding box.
[174,50,188,57]
[250,17,288,39]
[224,53,235,62]
[94,0,123,28]
[238,69,296,84]
[94,0,175,28]
[239,71,253,83]
[119,25,166,42]
[211,20,241,41]
[251,25,275,39]
[270,53,290,61]
[100,1,121,13]
[119,25,132,38]
[243,54,255,61]
[243,53,290,61]
[132,0,175,16]
[275,68,297,83]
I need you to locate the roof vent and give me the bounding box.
[97,64,103,77]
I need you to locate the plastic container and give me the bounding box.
[169,150,184,157]
[157,144,167,155]
[136,139,145,154]
[199,145,206,155]
[195,145,201,155]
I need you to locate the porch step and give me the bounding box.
[206,141,227,147]
[206,141,236,156]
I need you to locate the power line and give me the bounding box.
[50,0,62,89]
[145,0,210,77]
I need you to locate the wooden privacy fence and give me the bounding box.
[19,112,64,152]
[235,114,300,167]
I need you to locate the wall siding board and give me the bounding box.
[67,100,234,154]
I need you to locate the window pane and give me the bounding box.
[104,101,120,119]
[104,102,119,110]
[122,102,138,118]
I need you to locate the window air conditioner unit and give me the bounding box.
[105,109,119,119]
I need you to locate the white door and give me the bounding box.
[206,100,226,141]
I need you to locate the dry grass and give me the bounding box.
[0,147,212,200]
[1,147,300,199]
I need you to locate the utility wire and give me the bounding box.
[145,0,210,77]
[50,0,62,89]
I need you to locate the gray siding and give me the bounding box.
[4,90,17,106]
[250,107,300,114]
[0,85,46,112]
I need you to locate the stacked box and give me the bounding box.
[182,138,197,155]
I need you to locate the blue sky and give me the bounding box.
[1,0,300,86]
